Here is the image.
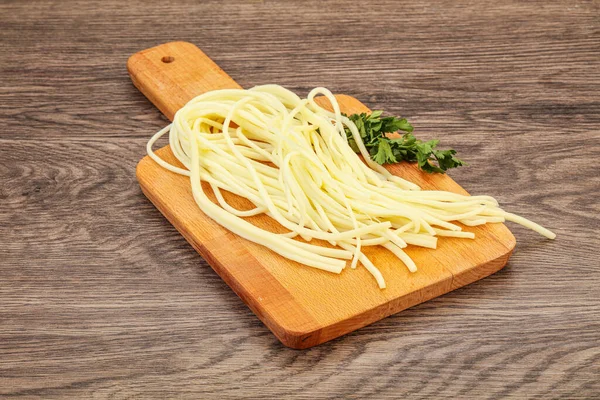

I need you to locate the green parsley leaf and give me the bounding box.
[371,138,397,164]
[342,111,465,173]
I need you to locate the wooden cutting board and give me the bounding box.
[128,41,516,349]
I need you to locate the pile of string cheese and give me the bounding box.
[147,85,555,289]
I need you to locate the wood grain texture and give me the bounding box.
[0,0,598,397]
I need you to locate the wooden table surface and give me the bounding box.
[1,1,598,398]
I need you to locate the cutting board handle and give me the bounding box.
[127,41,241,121]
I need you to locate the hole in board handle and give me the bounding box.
[161,56,175,63]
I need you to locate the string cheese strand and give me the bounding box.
[147,85,555,289]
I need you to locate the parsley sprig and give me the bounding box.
[343,111,466,173]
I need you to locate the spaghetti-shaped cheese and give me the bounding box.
[147,85,555,288]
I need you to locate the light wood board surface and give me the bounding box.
[1,0,597,398]
[130,41,516,348]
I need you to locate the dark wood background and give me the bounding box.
[1,0,599,398]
